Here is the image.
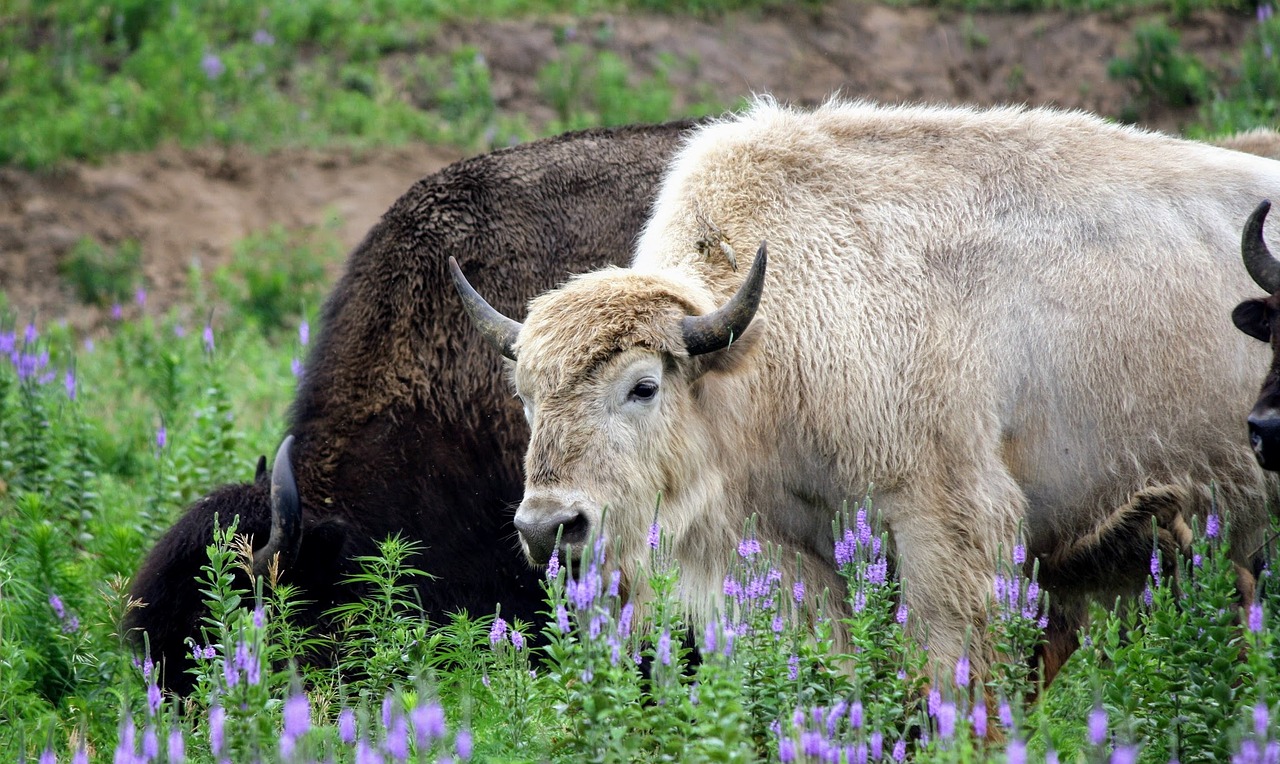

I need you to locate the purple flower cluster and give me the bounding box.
[776,701,903,763]
[992,568,1046,627]
[2,325,74,391]
[48,593,80,633]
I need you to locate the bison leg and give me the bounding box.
[883,468,1026,687]
[1038,484,1190,594]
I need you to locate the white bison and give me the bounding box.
[452,99,1279,684]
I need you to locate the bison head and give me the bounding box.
[450,246,766,571]
[1232,199,1280,470]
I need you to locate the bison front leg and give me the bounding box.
[883,472,1026,688]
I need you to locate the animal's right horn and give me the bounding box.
[448,257,522,360]
[681,241,768,356]
[1243,200,1280,294]
[253,435,302,579]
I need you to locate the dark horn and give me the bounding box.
[253,435,301,578]
[681,241,768,356]
[448,256,522,360]
[1244,200,1280,294]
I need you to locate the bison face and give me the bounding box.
[450,246,766,573]
[1234,200,1280,471]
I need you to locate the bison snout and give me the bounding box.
[1248,409,1280,471]
[514,497,590,566]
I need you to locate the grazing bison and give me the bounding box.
[453,99,1278,685]
[1233,200,1280,470]
[125,120,694,692]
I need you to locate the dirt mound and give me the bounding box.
[0,4,1258,329]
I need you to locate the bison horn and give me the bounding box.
[682,241,768,356]
[253,435,302,579]
[1244,200,1280,294]
[448,256,522,361]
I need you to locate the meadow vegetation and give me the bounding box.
[7,0,1280,761]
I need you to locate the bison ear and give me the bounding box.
[254,455,267,482]
[1233,299,1272,342]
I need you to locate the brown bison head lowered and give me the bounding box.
[1232,200,1280,470]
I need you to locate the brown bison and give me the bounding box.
[1233,200,1280,471]
[125,120,694,692]
[454,99,1278,686]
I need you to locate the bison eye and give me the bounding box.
[628,378,659,403]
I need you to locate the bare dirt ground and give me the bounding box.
[0,3,1259,329]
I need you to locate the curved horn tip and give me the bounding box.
[681,239,769,356]
[1244,199,1280,294]
[255,434,301,578]
[447,257,522,361]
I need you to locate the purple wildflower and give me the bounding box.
[1206,513,1221,539]
[619,602,634,637]
[998,700,1014,728]
[253,606,265,628]
[972,699,988,739]
[173,324,186,338]
[657,629,672,666]
[511,629,525,651]
[147,681,162,715]
[1088,704,1108,746]
[167,728,185,763]
[356,739,381,764]
[723,574,743,599]
[792,579,805,603]
[203,645,216,659]
[339,708,357,744]
[203,324,215,353]
[1250,602,1265,633]
[955,653,970,688]
[39,748,54,764]
[546,548,559,579]
[382,695,393,729]
[291,358,304,379]
[112,303,123,320]
[555,605,570,634]
[1013,544,1027,565]
[1261,2,1275,22]
[703,619,717,653]
[253,29,275,45]
[938,700,957,738]
[778,737,796,763]
[849,700,864,728]
[892,739,906,762]
[788,654,799,680]
[299,319,310,346]
[142,724,159,758]
[870,731,883,760]
[1257,702,1271,738]
[1007,738,1027,764]
[1143,584,1154,607]
[1111,745,1138,764]
[928,687,942,717]
[62,614,80,631]
[209,706,226,755]
[896,600,908,625]
[135,287,147,309]
[455,728,473,760]
[23,323,37,345]
[156,423,167,450]
[1150,550,1161,587]
[413,700,446,745]
[64,368,76,400]
[49,594,65,619]
[607,570,620,598]
[647,521,660,549]
[386,715,410,760]
[201,52,225,80]
[489,616,507,647]
[284,691,310,738]
[738,537,762,558]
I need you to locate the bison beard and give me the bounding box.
[123,120,695,692]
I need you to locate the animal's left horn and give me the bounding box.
[448,256,522,361]
[1244,200,1280,294]
[253,435,302,579]
[681,241,767,356]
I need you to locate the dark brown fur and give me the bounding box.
[125,121,695,692]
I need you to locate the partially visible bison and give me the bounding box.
[125,120,694,692]
[454,99,1278,686]
[1233,200,1280,470]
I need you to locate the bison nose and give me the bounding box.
[1248,409,1280,470]
[514,504,590,566]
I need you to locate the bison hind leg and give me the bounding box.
[1040,484,1191,593]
